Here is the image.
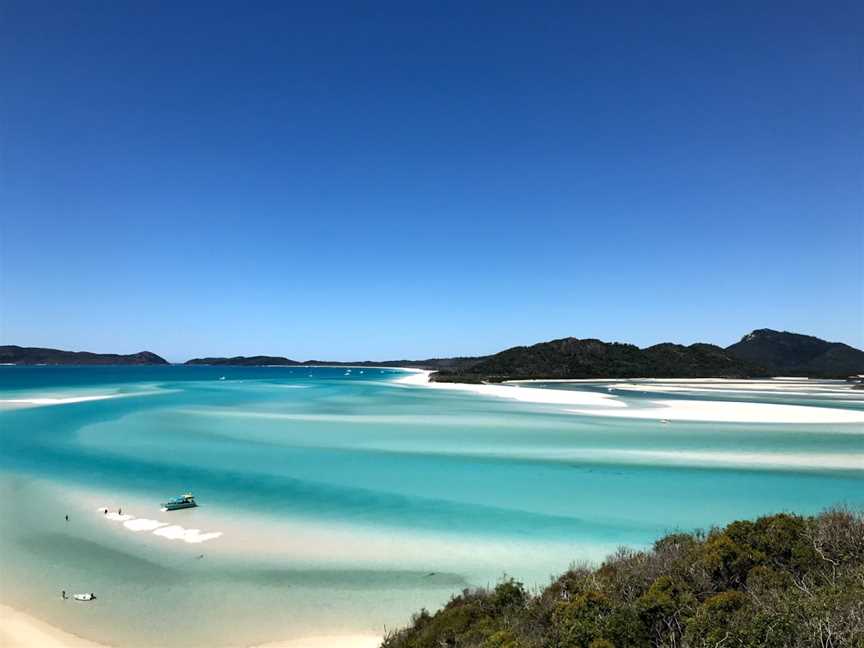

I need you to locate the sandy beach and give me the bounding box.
[252,635,381,648]
[0,603,381,648]
[0,387,173,410]
[395,371,864,424]
[0,604,104,648]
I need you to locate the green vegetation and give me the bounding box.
[726,329,864,377]
[382,509,864,648]
[431,337,765,383]
[0,345,168,365]
[432,329,864,383]
[185,355,300,366]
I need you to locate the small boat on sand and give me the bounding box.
[162,493,197,511]
[73,593,96,602]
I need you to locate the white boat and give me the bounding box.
[73,593,96,601]
[162,493,197,510]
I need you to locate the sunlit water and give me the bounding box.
[0,366,861,646]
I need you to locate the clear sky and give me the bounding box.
[1,1,861,362]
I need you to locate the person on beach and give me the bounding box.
[61,590,66,599]
[65,514,68,522]
[118,507,122,515]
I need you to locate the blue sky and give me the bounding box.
[2,1,861,362]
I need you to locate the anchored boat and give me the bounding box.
[162,493,197,511]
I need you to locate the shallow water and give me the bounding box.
[0,367,861,646]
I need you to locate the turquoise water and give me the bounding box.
[0,367,862,646]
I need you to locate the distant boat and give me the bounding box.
[73,593,96,601]
[219,376,226,381]
[162,493,197,511]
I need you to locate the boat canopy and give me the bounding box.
[166,493,195,503]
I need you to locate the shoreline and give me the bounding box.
[0,603,381,648]
[0,604,105,648]
[393,371,864,424]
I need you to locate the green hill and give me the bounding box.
[432,329,864,383]
[726,329,864,377]
[0,346,168,365]
[382,508,864,648]
[432,337,764,383]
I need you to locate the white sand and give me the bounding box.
[252,635,381,648]
[478,447,864,471]
[0,395,122,406]
[0,604,381,648]
[152,525,223,543]
[393,370,624,408]
[565,399,864,423]
[0,388,173,410]
[96,508,223,543]
[0,604,105,648]
[395,371,864,424]
[122,518,167,532]
[598,379,859,397]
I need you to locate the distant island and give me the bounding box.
[184,356,478,369]
[430,329,864,383]
[187,329,864,381]
[0,346,168,366]
[185,355,301,366]
[4,329,862,379]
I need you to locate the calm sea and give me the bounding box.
[1,366,861,646]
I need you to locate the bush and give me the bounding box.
[382,509,864,648]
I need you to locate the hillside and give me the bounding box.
[7,329,861,377]
[185,355,300,366]
[0,346,168,365]
[184,356,485,368]
[432,337,764,383]
[726,329,864,377]
[382,508,864,648]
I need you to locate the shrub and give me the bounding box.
[382,509,864,648]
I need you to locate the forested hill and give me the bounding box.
[726,328,864,376]
[185,355,300,366]
[6,329,861,376]
[431,338,764,383]
[183,356,484,368]
[382,508,864,648]
[432,330,864,382]
[0,346,168,365]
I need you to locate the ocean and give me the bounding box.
[0,366,861,646]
